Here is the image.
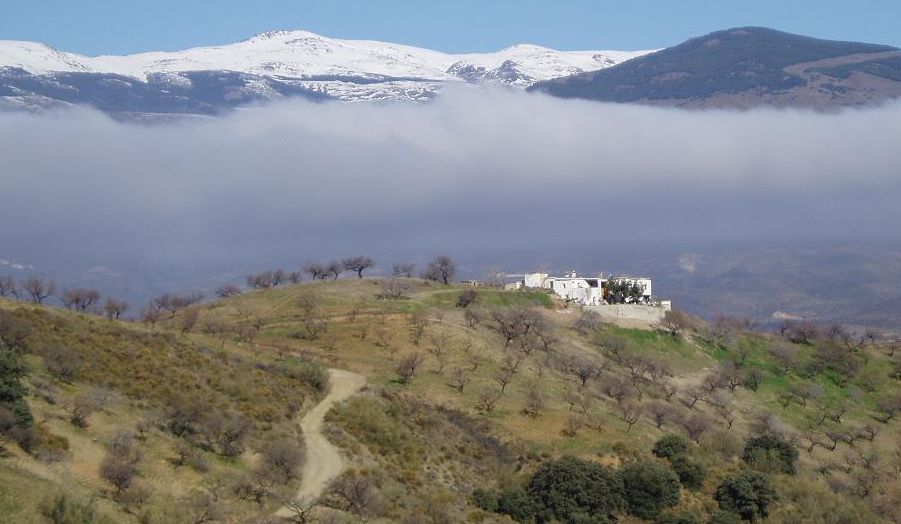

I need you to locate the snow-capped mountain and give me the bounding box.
[0,30,652,115]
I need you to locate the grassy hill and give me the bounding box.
[532,27,901,109]
[2,278,901,522]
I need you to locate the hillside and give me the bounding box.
[3,278,901,522]
[532,27,901,109]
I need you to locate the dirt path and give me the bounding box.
[276,368,366,515]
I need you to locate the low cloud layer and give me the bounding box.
[2,90,901,299]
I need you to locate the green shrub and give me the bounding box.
[653,434,689,459]
[669,455,707,490]
[471,488,498,512]
[714,471,778,522]
[620,461,681,519]
[656,511,701,524]
[527,456,624,523]
[741,434,798,475]
[496,488,537,523]
[40,491,103,524]
[707,510,741,524]
[0,345,32,428]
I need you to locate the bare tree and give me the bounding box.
[493,365,516,394]
[334,473,380,516]
[379,277,412,299]
[180,308,200,334]
[448,367,471,392]
[288,271,303,284]
[524,383,546,418]
[392,263,415,278]
[61,288,101,311]
[0,276,17,298]
[680,412,711,443]
[22,277,54,304]
[396,353,425,386]
[573,310,603,336]
[343,257,375,278]
[427,331,451,374]
[408,309,429,345]
[326,260,343,281]
[647,401,676,429]
[570,357,600,387]
[215,284,242,297]
[681,387,704,409]
[779,319,818,344]
[422,256,456,285]
[260,438,305,482]
[657,309,694,339]
[771,342,798,374]
[103,298,129,320]
[619,402,643,432]
[69,393,101,428]
[477,389,501,413]
[304,262,329,281]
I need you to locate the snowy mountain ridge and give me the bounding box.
[0,30,653,111]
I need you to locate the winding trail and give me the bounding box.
[276,368,366,515]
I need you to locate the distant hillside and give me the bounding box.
[532,27,901,109]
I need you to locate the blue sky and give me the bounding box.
[3,0,900,55]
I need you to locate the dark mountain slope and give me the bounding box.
[532,27,901,109]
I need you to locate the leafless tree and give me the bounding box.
[493,365,516,394]
[657,309,694,338]
[334,473,380,516]
[463,307,482,329]
[601,376,634,404]
[570,357,601,387]
[779,319,818,344]
[141,304,161,327]
[246,271,276,289]
[323,260,342,281]
[22,277,54,304]
[647,401,677,429]
[524,383,546,418]
[680,412,712,443]
[392,263,415,278]
[379,277,412,299]
[69,393,101,428]
[422,255,456,285]
[103,298,129,320]
[260,438,305,482]
[427,331,451,374]
[288,271,303,284]
[874,396,901,424]
[342,256,375,278]
[396,353,425,386]
[477,389,501,413]
[771,342,798,374]
[573,310,603,336]
[448,367,471,392]
[0,276,17,298]
[619,402,643,432]
[100,431,141,496]
[660,380,678,402]
[681,387,704,409]
[61,288,101,311]
[562,413,584,437]
[180,308,200,334]
[304,262,329,281]
[215,284,242,298]
[183,490,224,524]
[408,309,429,345]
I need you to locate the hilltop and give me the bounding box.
[2,277,901,522]
[532,27,901,109]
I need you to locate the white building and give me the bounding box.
[510,271,659,307]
